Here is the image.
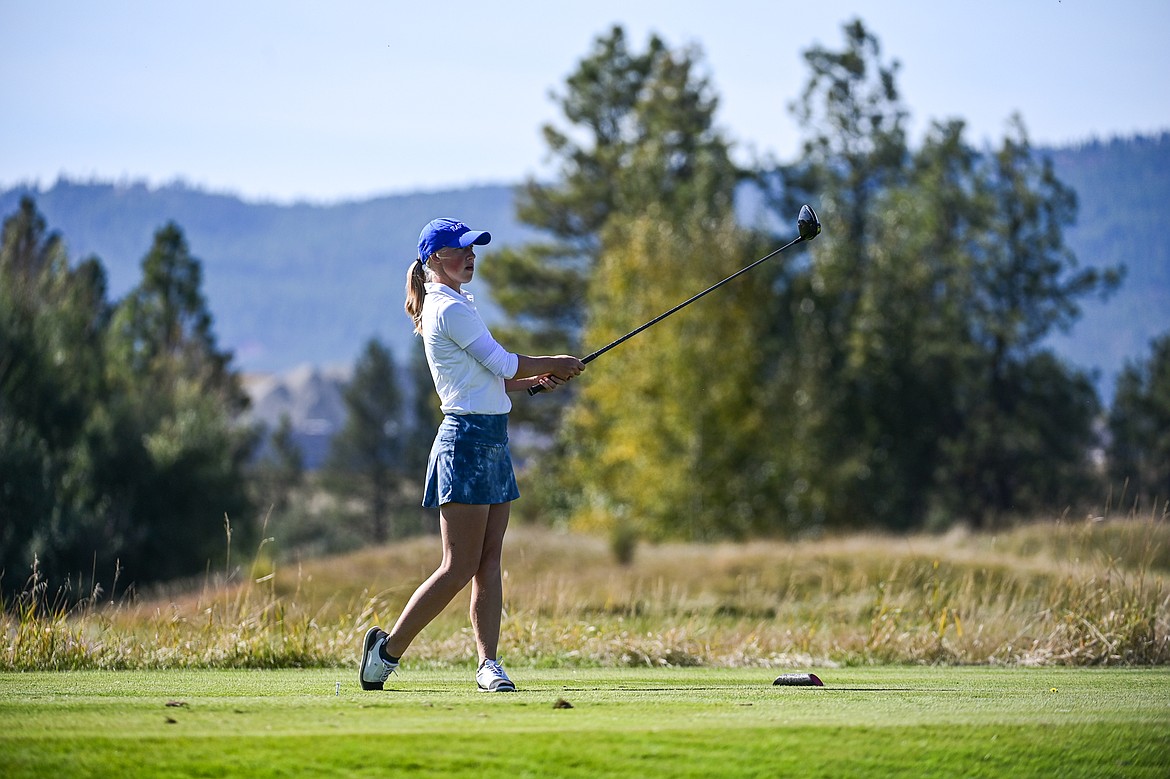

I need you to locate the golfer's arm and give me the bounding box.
[507,354,582,393]
[504,377,543,393]
[511,355,563,380]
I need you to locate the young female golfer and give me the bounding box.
[359,218,584,692]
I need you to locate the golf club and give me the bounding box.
[529,204,821,395]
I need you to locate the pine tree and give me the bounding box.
[759,17,911,530]
[403,341,442,534]
[1107,333,1170,509]
[936,119,1119,526]
[482,24,742,373]
[325,338,404,543]
[479,27,756,538]
[767,21,1118,530]
[254,413,304,517]
[2,203,252,596]
[103,222,254,582]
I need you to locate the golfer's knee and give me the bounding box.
[479,548,502,572]
[439,560,478,588]
[472,567,498,590]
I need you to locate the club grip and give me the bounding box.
[527,353,597,396]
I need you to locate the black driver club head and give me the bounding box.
[798,204,821,242]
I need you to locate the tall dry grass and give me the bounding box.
[3,511,1167,670]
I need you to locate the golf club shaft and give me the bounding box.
[528,233,805,395]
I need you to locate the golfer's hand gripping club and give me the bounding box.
[528,205,821,397]
[527,353,596,394]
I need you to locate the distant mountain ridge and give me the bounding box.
[3,132,1168,405]
[0,181,534,373]
[1045,134,1170,399]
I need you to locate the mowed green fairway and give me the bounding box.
[2,667,1168,778]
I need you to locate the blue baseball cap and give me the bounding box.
[417,218,491,262]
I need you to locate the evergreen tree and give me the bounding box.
[253,413,304,517]
[828,119,982,528]
[1,198,114,595]
[482,27,757,538]
[767,20,1117,530]
[758,17,912,530]
[403,341,442,533]
[404,340,441,478]
[935,119,1119,526]
[106,223,245,410]
[2,198,75,589]
[102,223,254,582]
[2,203,252,596]
[1108,333,1170,508]
[481,24,742,372]
[325,338,404,543]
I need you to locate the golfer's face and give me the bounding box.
[434,245,476,287]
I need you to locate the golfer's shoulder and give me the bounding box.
[425,290,481,340]
[432,294,477,325]
[422,286,461,317]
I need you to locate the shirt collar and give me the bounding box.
[425,281,474,304]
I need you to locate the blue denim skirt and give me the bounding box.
[422,413,520,508]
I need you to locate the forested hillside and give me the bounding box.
[1,133,1167,395]
[0,182,531,373]
[1047,134,1170,399]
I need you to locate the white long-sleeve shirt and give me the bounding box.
[420,282,518,415]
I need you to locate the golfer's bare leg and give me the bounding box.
[384,503,489,658]
[470,501,510,661]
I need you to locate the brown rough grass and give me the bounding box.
[4,514,1167,670]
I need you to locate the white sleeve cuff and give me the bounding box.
[464,331,519,379]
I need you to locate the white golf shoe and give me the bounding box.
[359,626,398,691]
[476,658,516,692]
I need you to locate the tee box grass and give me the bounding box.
[2,666,1168,778]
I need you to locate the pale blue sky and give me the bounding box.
[3,0,1168,203]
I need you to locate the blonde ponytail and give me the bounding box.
[404,259,428,334]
